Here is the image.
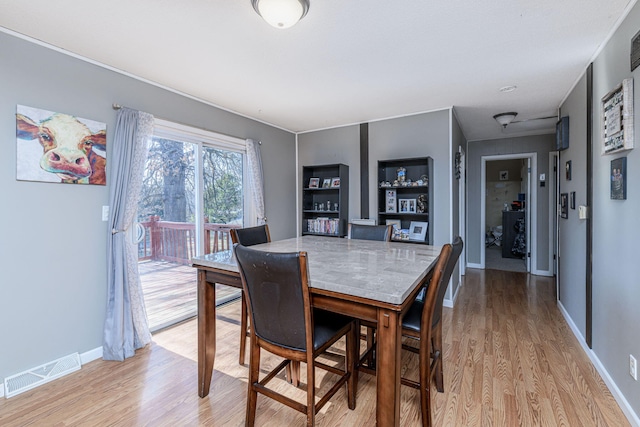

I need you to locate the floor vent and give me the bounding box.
[4,353,81,398]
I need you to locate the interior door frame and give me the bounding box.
[458,146,466,276]
[480,152,537,272]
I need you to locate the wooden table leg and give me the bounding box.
[198,269,216,397]
[375,308,402,426]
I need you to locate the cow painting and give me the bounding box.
[16,105,107,185]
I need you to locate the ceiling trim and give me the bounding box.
[558,0,639,108]
[0,26,295,134]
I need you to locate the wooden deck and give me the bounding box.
[139,260,240,332]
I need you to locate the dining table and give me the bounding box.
[191,235,441,426]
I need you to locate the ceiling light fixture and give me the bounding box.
[493,112,518,128]
[251,0,310,29]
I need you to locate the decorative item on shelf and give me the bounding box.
[417,194,427,213]
[307,217,339,235]
[334,202,339,211]
[392,179,399,187]
[326,200,331,211]
[385,189,397,213]
[398,198,416,213]
[397,166,406,183]
[393,228,410,240]
[314,202,319,211]
[322,178,331,188]
[386,219,401,230]
[408,221,428,241]
[419,174,428,186]
[309,177,319,188]
[330,177,340,188]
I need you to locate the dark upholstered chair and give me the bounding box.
[401,236,463,426]
[234,244,357,426]
[347,223,392,369]
[230,224,271,365]
[348,223,393,241]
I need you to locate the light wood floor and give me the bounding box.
[0,269,629,426]
[139,260,240,331]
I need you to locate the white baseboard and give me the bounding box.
[443,278,462,308]
[467,262,483,269]
[532,268,553,277]
[80,346,103,365]
[0,383,4,398]
[557,301,640,427]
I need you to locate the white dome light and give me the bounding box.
[251,0,310,29]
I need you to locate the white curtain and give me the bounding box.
[103,107,154,361]
[246,139,266,225]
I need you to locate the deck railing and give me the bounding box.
[138,216,241,265]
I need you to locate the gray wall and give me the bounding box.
[558,74,588,338]
[298,109,457,297]
[368,110,452,246]
[562,1,640,416]
[0,31,296,382]
[297,125,361,226]
[467,135,556,272]
[450,111,466,299]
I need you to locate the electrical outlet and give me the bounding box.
[630,355,637,381]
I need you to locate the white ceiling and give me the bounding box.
[0,0,635,141]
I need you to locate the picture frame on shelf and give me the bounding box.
[386,219,401,230]
[408,221,428,241]
[399,198,417,213]
[385,189,397,213]
[330,177,340,188]
[408,199,417,213]
[309,177,320,188]
[322,178,331,188]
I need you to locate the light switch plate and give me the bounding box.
[578,205,588,219]
[102,206,109,222]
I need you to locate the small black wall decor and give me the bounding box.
[611,157,627,200]
[565,160,572,180]
[560,193,568,218]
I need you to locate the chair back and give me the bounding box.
[431,236,463,327]
[234,244,310,351]
[348,223,392,241]
[419,243,453,339]
[230,224,271,246]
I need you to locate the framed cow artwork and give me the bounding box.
[16,105,107,185]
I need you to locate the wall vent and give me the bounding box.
[4,353,81,398]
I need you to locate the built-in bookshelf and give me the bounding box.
[378,157,433,244]
[302,164,349,237]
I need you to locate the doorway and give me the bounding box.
[481,153,537,272]
[136,120,249,332]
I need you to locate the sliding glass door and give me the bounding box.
[137,122,246,332]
